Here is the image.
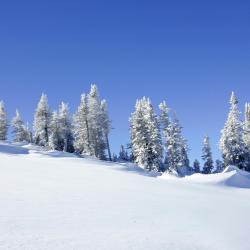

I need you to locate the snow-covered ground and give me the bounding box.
[0,142,250,250]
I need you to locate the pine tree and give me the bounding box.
[219,92,247,169]
[215,159,225,173]
[11,110,28,142]
[73,94,91,154]
[119,145,129,161]
[101,99,112,161]
[165,115,190,176]
[159,101,171,170]
[88,84,106,159]
[33,94,51,146]
[0,101,8,140]
[25,122,33,143]
[48,111,61,150]
[243,103,250,171]
[130,97,162,171]
[202,136,214,174]
[112,153,118,162]
[58,102,74,152]
[193,159,201,173]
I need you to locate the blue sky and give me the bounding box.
[0,0,249,162]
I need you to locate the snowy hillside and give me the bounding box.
[0,142,250,250]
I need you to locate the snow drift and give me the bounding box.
[0,142,250,250]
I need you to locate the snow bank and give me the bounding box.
[170,165,250,189]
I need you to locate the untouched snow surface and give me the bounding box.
[0,142,250,250]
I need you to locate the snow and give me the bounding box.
[0,142,250,250]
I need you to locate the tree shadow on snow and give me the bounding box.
[0,143,29,155]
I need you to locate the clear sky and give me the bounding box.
[0,0,249,162]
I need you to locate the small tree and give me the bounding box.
[202,136,214,174]
[0,101,8,140]
[215,159,225,173]
[112,153,118,162]
[193,159,201,173]
[11,110,28,142]
[119,145,129,161]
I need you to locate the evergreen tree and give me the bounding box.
[130,97,162,171]
[159,101,171,169]
[202,136,214,174]
[119,145,129,161]
[193,159,201,173]
[73,94,91,154]
[165,115,190,176]
[243,103,250,171]
[58,102,74,152]
[215,159,225,173]
[48,111,61,150]
[112,153,118,162]
[11,110,28,142]
[88,84,106,159]
[25,122,33,143]
[101,99,112,161]
[0,101,8,140]
[219,92,247,169]
[33,94,51,146]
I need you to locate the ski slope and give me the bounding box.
[0,142,250,250]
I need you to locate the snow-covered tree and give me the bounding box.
[193,159,200,173]
[202,136,214,174]
[101,99,112,161]
[159,101,171,169]
[130,97,162,171]
[119,145,129,161]
[58,102,74,152]
[215,159,225,173]
[112,153,118,162]
[243,103,250,171]
[11,110,29,142]
[48,111,61,150]
[33,94,51,146]
[219,92,247,170]
[73,94,90,154]
[165,115,190,176]
[25,122,33,143]
[88,84,106,159]
[0,101,8,140]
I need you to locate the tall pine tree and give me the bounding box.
[88,85,106,159]
[73,94,91,154]
[58,102,74,152]
[130,97,162,171]
[219,92,247,169]
[243,103,250,171]
[33,94,51,146]
[101,99,112,161]
[165,114,190,176]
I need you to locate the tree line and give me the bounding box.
[0,87,249,175]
